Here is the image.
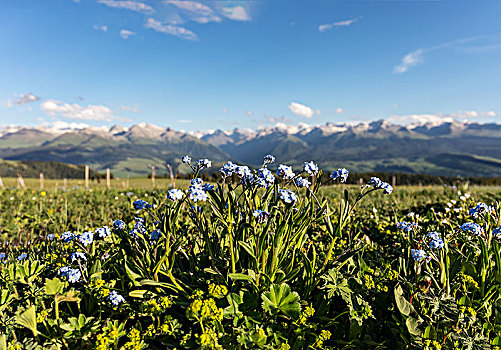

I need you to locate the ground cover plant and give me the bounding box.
[0,156,500,349]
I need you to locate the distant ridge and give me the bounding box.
[0,120,500,177]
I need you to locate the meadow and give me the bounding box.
[0,159,500,349]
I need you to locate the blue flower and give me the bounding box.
[256,168,275,188]
[182,155,191,164]
[108,290,125,306]
[278,189,298,204]
[129,219,147,238]
[429,238,444,249]
[78,231,94,246]
[113,220,126,230]
[381,183,393,195]
[47,233,55,241]
[17,253,28,261]
[197,159,212,169]
[397,222,417,232]
[95,226,111,238]
[0,253,6,260]
[202,183,216,192]
[190,178,203,187]
[264,155,275,164]
[189,187,208,202]
[411,249,427,262]
[276,164,295,180]
[253,209,269,224]
[150,229,161,240]
[367,177,393,195]
[460,222,484,236]
[58,266,81,283]
[167,188,184,201]
[71,252,87,262]
[330,168,349,183]
[60,231,75,242]
[295,177,311,188]
[426,231,440,240]
[303,161,319,176]
[220,161,236,177]
[235,165,252,179]
[133,199,152,210]
[469,202,493,218]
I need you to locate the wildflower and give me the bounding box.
[303,161,319,175]
[253,209,270,223]
[113,220,126,230]
[150,229,161,240]
[429,238,444,249]
[397,221,417,232]
[189,186,208,202]
[17,253,28,261]
[202,183,216,191]
[167,188,184,201]
[95,226,111,238]
[0,253,5,260]
[78,231,94,246]
[411,249,427,262]
[129,220,147,237]
[460,222,484,236]
[60,231,75,242]
[330,168,349,183]
[108,290,125,306]
[493,226,501,238]
[295,177,311,188]
[256,168,275,188]
[46,233,55,240]
[71,252,87,262]
[276,164,295,180]
[182,155,191,164]
[469,202,494,218]
[219,161,236,177]
[368,177,393,194]
[235,165,253,180]
[278,189,298,204]
[264,154,275,164]
[58,266,81,283]
[197,159,212,169]
[133,199,152,210]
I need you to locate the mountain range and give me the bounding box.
[0,120,500,178]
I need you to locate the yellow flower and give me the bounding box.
[41,191,46,197]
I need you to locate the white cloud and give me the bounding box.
[145,18,198,41]
[7,93,40,107]
[120,105,139,112]
[393,49,424,74]
[40,99,115,121]
[486,111,496,117]
[120,29,135,39]
[177,119,193,123]
[97,0,154,14]
[319,16,361,32]
[246,111,253,117]
[165,1,221,23]
[388,110,497,125]
[288,102,318,119]
[335,108,344,114]
[93,25,108,32]
[221,6,251,21]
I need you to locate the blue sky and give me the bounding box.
[1,0,500,131]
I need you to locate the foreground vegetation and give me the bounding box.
[0,156,500,349]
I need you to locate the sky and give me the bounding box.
[0,0,500,131]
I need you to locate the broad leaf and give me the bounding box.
[261,283,300,319]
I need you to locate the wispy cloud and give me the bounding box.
[221,6,251,21]
[288,102,318,119]
[394,36,493,74]
[93,25,108,32]
[177,119,193,123]
[120,105,139,112]
[246,111,253,117]
[7,93,40,107]
[120,29,135,39]
[97,0,154,14]
[40,99,115,121]
[145,18,198,41]
[335,108,344,114]
[388,110,497,125]
[319,16,361,32]
[165,1,221,23]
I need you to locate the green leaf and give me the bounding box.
[406,317,422,336]
[261,283,301,319]
[228,273,253,282]
[394,285,414,316]
[15,305,37,336]
[45,277,64,295]
[128,290,150,298]
[0,334,6,350]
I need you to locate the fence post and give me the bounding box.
[0,176,4,189]
[40,173,44,190]
[85,165,89,189]
[126,176,130,188]
[106,168,111,189]
[17,174,26,189]
[359,178,363,186]
[151,166,155,187]
[63,178,67,190]
[392,175,396,188]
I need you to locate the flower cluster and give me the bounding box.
[411,249,427,262]
[295,177,310,188]
[469,202,494,218]
[182,155,191,164]
[278,189,297,204]
[276,164,295,180]
[330,168,349,183]
[263,154,275,164]
[256,168,275,188]
[78,231,94,246]
[197,159,212,169]
[150,229,161,240]
[113,220,126,230]
[189,178,208,202]
[167,188,184,201]
[129,217,147,237]
[426,231,444,249]
[460,222,484,236]
[303,161,319,175]
[397,221,418,232]
[108,290,125,306]
[71,252,86,262]
[96,226,111,238]
[493,226,501,238]
[133,199,152,210]
[220,161,236,177]
[367,177,393,195]
[61,231,75,242]
[58,266,81,283]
